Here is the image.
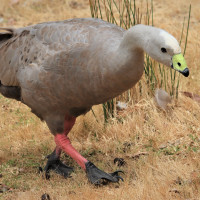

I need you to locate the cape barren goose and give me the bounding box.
[0,18,189,185]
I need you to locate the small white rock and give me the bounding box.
[116,101,128,111]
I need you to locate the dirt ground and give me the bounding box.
[0,0,200,200]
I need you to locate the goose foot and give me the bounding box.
[85,161,124,185]
[43,151,73,179]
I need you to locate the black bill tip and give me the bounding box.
[180,68,189,77]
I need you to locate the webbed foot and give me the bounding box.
[43,151,73,179]
[85,161,123,185]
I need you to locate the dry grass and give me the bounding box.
[0,0,200,199]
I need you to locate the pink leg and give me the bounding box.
[54,115,88,170]
[50,115,123,184]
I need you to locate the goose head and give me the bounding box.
[142,25,189,77]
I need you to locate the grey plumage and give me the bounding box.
[0,18,128,133]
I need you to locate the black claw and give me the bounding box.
[110,170,124,176]
[109,170,124,182]
[38,166,43,173]
[115,176,124,182]
[45,171,51,180]
[85,161,124,185]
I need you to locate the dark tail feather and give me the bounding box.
[0,28,14,44]
[0,28,20,100]
[0,81,21,101]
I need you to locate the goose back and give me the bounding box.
[0,18,125,133]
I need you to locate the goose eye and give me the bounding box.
[161,48,167,53]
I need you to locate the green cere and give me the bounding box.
[172,53,187,72]
[172,53,189,77]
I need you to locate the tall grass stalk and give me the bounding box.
[89,0,191,122]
